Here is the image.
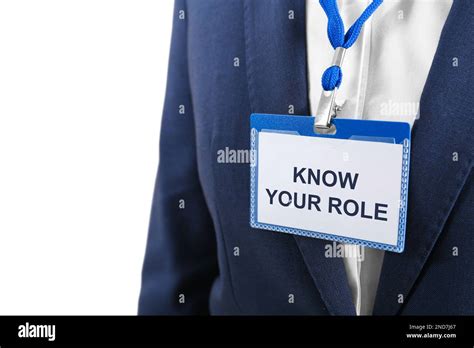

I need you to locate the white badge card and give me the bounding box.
[250,113,411,253]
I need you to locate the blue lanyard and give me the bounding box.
[314,0,383,130]
[319,0,383,91]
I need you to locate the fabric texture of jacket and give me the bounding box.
[139,0,474,315]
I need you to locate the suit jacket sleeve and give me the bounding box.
[138,0,218,315]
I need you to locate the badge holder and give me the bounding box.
[249,0,410,253]
[250,114,410,253]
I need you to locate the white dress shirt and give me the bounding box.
[306,0,453,315]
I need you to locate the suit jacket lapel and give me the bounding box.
[244,0,356,315]
[373,0,474,315]
[243,0,309,115]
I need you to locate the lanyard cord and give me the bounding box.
[320,0,383,91]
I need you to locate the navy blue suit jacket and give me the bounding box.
[139,0,473,315]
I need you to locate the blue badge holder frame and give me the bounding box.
[250,113,411,253]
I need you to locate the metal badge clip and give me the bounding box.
[314,47,346,131]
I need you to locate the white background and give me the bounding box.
[0,0,174,314]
